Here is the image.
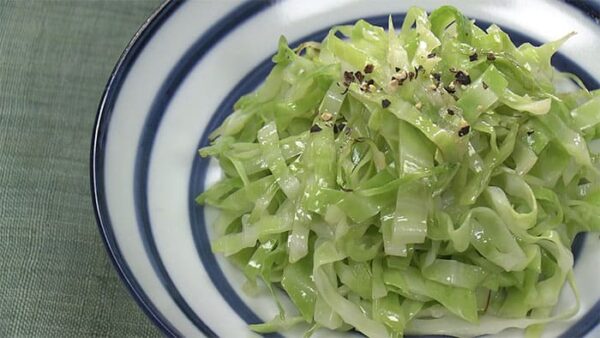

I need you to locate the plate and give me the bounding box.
[91,0,600,336]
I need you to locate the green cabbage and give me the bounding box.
[197,6,600,337]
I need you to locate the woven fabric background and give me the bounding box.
[0,0,163,336]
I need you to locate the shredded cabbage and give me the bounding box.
[197,6,600,337]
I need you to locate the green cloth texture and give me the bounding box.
[0,0,164,336]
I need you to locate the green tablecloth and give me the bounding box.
[0,1,163,336]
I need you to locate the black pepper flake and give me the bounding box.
[458,125,470,137]
[360,79,376,92]
[447,108,455,116]
[364,64,374,74]
[381,99,391,108]
[343,71,355,85]
[427,52,436,58]
[395,67,401,72]
[454,71,471,85]
[340,187,354,192]
[333,123,346,133]
[408,71,415,80]
[444,85,456,94]
[355,71,365,82]
[526,130,534,136]
[310,124,322,133]
[414,65,423,78]
[487,53,496,61]
[432,72,441,82]
[482,81,489,90]
[469,53,478,62]
[391,77,406,87]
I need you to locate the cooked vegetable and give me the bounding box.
[197,6,600,337]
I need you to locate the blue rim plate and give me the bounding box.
[91,1,600,337]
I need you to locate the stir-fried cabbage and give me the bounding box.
[197,6,600,338]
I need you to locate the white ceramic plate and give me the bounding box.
[91,1,600,336]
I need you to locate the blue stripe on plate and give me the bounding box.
[565,0,600,24]
[91,0,184,336]
[560,300,600,338]
[133,0,278,337]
